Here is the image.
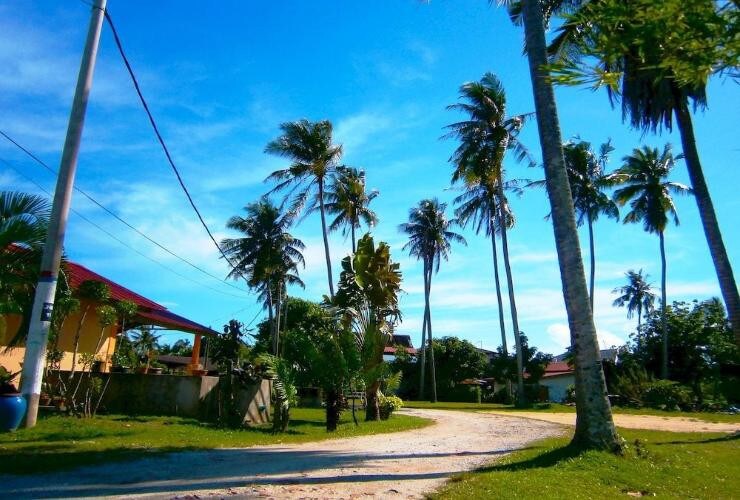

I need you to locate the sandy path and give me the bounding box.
[0,409,561,499]
[485,411,740,433]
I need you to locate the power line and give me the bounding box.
[102,10,250,286]
[1,157,249,300]
[0,129,251,296]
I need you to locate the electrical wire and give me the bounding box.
[102,10,250,285]
[1,157,249,300]
[0,129,251,296]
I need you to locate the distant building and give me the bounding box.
[383,334,417,361]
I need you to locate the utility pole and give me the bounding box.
[20,0,107,428]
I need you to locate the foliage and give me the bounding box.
[641,380,694,412]
[258,353,298,433]
[564,384,576,404]
[431,336,489,401]
[0,364,20,394]
[378,394,403,420]
[489,334,553,387]
[623,298,738,405]
[208,320,249,371]
[323,166,379,250]
[548,0,739,131]
[158,338,194,357]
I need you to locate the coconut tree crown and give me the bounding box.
[399,198,466,273]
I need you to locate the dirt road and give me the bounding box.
[0,409,562,499]
[485,410,740,433]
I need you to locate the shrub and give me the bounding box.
[379,395,403,420]
[564,384,576,404]
[643,380,694,411]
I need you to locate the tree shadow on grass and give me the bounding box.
[473,442,585,473]
[654,432,739,446]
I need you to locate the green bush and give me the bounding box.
[564,384,576,404]
[379,395,403,420]
[643,380,694,411]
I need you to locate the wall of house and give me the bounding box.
[540,374,575,402]
[0,299,117,375]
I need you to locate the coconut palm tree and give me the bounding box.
[131,327,161,372]
[322,166,379,254]
[399,199,466,402]
[444,72,532,398]
[548,0,740,346]
[612,269,656,329]
[0,191,50,319]
[493,0,621,449]
[221,198,305,355]
[610,144,691,379]
[265,119,342,298]
[563,141,620,309]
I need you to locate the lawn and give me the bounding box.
[432,429,740,499]
[405,401,740,423]
[0,408,431,475]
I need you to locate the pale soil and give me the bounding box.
[0,409,562,499]
[485,410,740,433]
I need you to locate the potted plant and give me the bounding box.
[149,361,166,375]
[0,365,27,432]
[110,352,132,373]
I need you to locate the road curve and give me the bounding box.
[0,408,563,499]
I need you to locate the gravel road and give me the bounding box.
[0,408,563,499]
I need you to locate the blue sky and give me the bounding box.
[1,1,737,354]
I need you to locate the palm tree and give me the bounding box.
[265,119,342,298]
[0,191,50,319]
[549,0,740,346]
[610,145,691,379]
[323,166,379,253]
[494,0,621,449]
[612,269,656,329]
[563,140,620,310]
[444,73,532,398]
[131,328,160,372]
[399,199,466,402]
[221,198,305,355]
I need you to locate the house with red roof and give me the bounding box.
[0,258,219,376]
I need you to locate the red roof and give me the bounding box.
[384,346,417,355]
[65,260,218,336]
[542,361,573,378]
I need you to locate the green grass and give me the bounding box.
[0,408,431,475]
[405,401,740,423]
[432,429,740,499]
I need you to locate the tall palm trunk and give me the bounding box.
[588,218,596,312]
[419,286,428,400]
[672,89,740,346]
[425,259,438,403]
[267,287,277,355]
[490,211,508,356]
[659,231,668,379]
[318,178,335,298]
[496,188,524,400]
[274,282,283,357]
[351,219,357,254]
[520,0,619,450]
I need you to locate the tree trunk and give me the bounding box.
[351,221,356,255]
[318,178,335,298]
[673,91,740,346]
[69,305,91,382]
[274,282,282,357]
[425,260,438,403]
[325,387,341,432]
[365,380,380,421]
[490,213,508,356]
[660,231,668,380]
[496,188,524,402]
[418,259,428,400]
[519,0,619,450]
[588,218,596,312]
[267,287,277,356]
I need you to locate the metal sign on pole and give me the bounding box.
[20,0,108,428]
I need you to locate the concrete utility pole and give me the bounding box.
[20,0,107,428]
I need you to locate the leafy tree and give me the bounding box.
[399,199,465,402]
[491,0,621,450]
[612,269,657,328]
[332,234,402,420]
[130,327,161,372]
[625,299,738,405]
[221,198,304,355]
[323,166,379,253]
[549,0,740,346]
[431,336,489,401]
[610,145,691,378]
[158,339,193,357]
[69,280,110,379]
[446,72,532,394]
[489,334,553,394]
[265,119,343,297]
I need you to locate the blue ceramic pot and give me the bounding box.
[0,394,27,431]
